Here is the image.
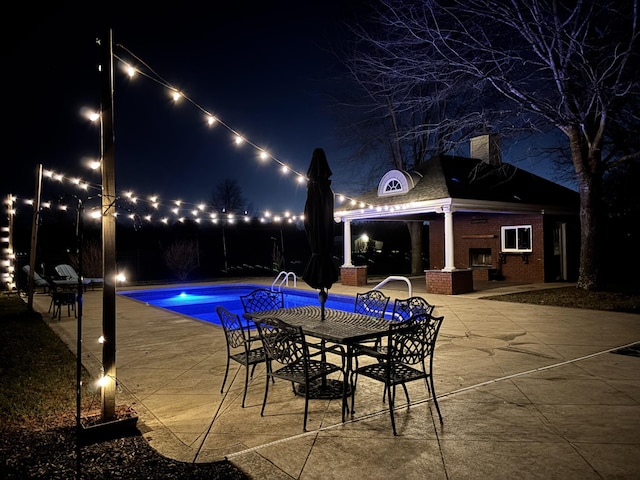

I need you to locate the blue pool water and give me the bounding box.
[117,284,356,326]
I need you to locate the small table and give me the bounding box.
[243,306,392,420]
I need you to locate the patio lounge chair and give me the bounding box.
[22,265,76,292]
[55,264,103,290]
[22,265,50,293]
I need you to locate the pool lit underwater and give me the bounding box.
[117,284,357,326]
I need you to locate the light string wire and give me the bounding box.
[5,43,381,224]
[36,166,306,226]
[114,44,308,184]
[113,43,374,210]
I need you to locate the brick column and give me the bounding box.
[425,269,473,295]
[340,266,367,286]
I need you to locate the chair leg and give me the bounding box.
[429,375,443,423]
[389,384,397,435]
[303,389,309,432]
[342,378,349,422]
[401,383,410,404]
[261,367,271,417]
[241,364,250,408]
[220,358,231,394]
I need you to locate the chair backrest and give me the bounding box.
[216,305,248,349]
[354,290,390,318]
[55,264,78,280]
[391,296,435,321]
[240,288,284,313]
[253,317,306,365]
[22,265,48,286]
[388,313,444,365]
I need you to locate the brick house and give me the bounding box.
[335,135,580,294]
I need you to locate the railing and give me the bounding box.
[271,271,297,291]
[372,275,412,298]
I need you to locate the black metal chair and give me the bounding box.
[365,297,437,402]
[240,288,284,313]
[42,275,77,320]
[216,305,268,408]
[253,316,347,431]
[51,290,77,320]
[354,290,390,318]
[351,313,444,435]
[350,290,391,356]
[391,296,435,321]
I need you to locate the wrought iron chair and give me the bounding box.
[367,296,437,401]
[240,288,284,313]
[216,305,268,408]
[39,274,77,320]
[351,313,444,435]
[50,288,77,320]
[253,317,347,432]
[391,296,435,321]
[354,289,390,318]
[351,290,391,356]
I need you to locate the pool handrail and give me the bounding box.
[372,275,412,298]
[271,271,297,291]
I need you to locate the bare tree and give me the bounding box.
[346,0,640,289]
[68,239,102,278]
[210,178,247,214]
[162,240,199,281]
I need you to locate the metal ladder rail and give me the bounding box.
[372,275,412,298]
[271,271,297,291]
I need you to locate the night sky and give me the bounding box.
[2,1,363,220]
[2,1,575,225]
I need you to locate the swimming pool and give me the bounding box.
[117,284,357,326]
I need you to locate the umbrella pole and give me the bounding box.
[319,288,327,321]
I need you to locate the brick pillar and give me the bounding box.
[425,269,474,295]
[340,266,367,286]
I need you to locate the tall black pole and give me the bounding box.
[75,199,83,479]
[100,28,117,422]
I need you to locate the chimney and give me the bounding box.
[470,134,501,166]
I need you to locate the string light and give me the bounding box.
[111,45,370,210]
[3,42,379,256]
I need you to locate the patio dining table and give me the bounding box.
[243,305,393,421]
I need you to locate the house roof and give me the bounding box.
[335,155,579,221]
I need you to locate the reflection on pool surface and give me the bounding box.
[117,284,356,326]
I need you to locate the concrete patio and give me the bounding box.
[32,277,640,479]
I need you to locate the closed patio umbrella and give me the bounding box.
[302,148,339,320]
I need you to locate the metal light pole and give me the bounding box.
[75,199,84,478]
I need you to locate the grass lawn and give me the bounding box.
[0,294,249,480]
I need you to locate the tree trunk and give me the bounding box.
[569,128,603,290]
[406,221,423,275]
